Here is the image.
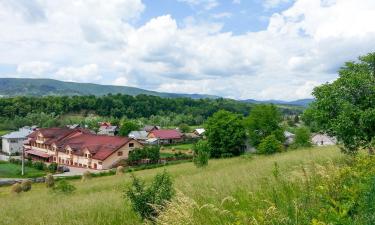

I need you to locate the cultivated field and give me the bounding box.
[0,146,342,225]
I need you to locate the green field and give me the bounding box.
[0,146,343,225]
[0,162,46,178]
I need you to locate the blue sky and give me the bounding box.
[0,0,375,100]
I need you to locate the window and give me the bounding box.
[117,151,123,156]
[129,143,134,148]
[98,161,102,165]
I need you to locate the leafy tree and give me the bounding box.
[257,134,283,154]
[178,123,191,133]
[303,53,375,154]
[193,140,210,167]
[128,146,160,165]
[126,170,174,220]
[205,110,247,158]
[293,127,312,148]
[245,104,285,147]
[119,120,140,136]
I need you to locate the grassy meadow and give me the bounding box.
[0,162,46,178]
[0,146,344,225]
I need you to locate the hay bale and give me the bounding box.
[82,171,92,182]
[45,174,55,188]
[11,183,22,194]
[116,166,125,175]
[21,180,32,192]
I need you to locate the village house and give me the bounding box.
[97,122,118,136]
[193,128,205,136]
[311,133,337,146]
[147,129,183,145]
[143,125,160,132]
[1,126,36,155]
[128,131,148,141]
[23,127,142,170]
[284,131,295,145]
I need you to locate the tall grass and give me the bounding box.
[0,146,343,225]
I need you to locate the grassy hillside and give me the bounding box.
[0,146,342,225]
[0,78,217,99]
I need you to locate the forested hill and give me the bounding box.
[0,78,218,99]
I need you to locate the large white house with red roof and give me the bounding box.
[24,128,143,170]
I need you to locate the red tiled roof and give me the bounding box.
[26,149,50,158]
[150,129,182,139]
[59,134,131,160]
[27,128,133,161]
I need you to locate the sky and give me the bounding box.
[0,0,375,100]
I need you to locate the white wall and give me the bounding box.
[1,138,25,155]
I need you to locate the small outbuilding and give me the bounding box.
[311,133,337,146]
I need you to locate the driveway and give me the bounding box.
[53,166,107,177]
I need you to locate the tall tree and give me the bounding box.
[205,110,246,158]
[245,104,285,147]
[119,120,140,136]
[303,52,375,154]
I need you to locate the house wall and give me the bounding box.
[101,140,143,169]
[2,138,25,154]
[312,135,336,146]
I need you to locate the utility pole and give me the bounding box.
[21,147,24,176]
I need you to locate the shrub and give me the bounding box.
[32,161,46,170]
[47,162,58,173]
[11,183,22,194]
[126,170,174,220]
[45,174,55,188]
[193,140,210,168]
[292,127,312,148]
[128,146,160,165]
[20,180,32,192]
[116,166,125,175]
[258,134,283,154]
[53,180,76,194]
[81,171,92,182]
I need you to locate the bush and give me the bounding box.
[45,174,55,188]
[292,127,312,148]
[32,161,46,170]
[193,140,210,168]
[126,170,174,220]
[11,183,22,194]
[20,180,32,192]
[128,146,160,165]
[47,162,58,173]
[258,134,283,154]
[81,171,92,182]
[116,166,125,175]
[53,180,76,194]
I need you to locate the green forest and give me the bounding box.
[0,94,301,130]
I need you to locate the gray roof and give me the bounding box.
[129,131,148,140]
[2,129,34,139]
[99,125,118,132]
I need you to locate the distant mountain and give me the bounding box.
[241,98,314,107]
[0,78,218,99]
[0,78,313,107]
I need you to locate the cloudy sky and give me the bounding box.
[0,0,375,100]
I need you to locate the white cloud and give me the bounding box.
[17,61,53,76]
[1,0,375,100]
[56,64,101,82]
[263,0,292,9]
[211,12,232,19]
[178,0,219,10]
